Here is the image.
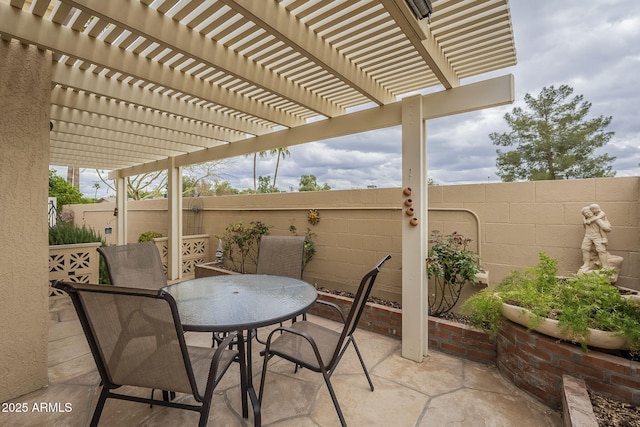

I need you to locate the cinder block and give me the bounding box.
[511,203,564,224]
[485,223,535,245]
[486,181,535,202]
[443,183,487,203]
[483,202,510,223]
[536,179,595,202]
[595,177,639,202]
[536,225,580,247]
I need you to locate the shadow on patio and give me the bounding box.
[1,298,561,426]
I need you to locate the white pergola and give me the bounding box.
[0,0,516,360]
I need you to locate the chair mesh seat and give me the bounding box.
[256,235,305,279]
[53,281,240,427]
[188,346,236,395]
[267,321,340,371]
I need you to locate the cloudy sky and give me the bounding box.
[67,0,640,197]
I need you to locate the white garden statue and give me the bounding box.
[579,204,623,282]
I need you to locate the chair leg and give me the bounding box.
[162,390,176,401]
[90,387,109,427]
[321,371,347,427]
[350,337,374,391]
[258,353,270,403]
[197,397,212,427]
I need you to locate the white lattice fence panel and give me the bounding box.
[153,235,209,278]
[49,243,101,295]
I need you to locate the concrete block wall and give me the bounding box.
[68,176,640,302]
[428,177,640,290]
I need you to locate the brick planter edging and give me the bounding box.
[309,291,496,364]
[497,320,640,409]
[309,291,640,411]
[308,291,402,337]
[427,316,497,365]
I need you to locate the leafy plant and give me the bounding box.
[217,221,272,273]
[138,231,163,242]
[427,231,481,316]
[289,224,317,268]
[463,253,640,351]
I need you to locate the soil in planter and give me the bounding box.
[589,390,640,427]
[317,287,401,309]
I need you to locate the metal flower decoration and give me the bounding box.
[307,209,320,225]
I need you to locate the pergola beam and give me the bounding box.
[115,74,514,177]
[382,0,460,89]
[50,86,246,143]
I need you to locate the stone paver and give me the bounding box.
[1,311,562,427]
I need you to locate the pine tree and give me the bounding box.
[490,85,615,181]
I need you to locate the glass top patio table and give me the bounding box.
[164,274,317,426]
[163,274,317,332]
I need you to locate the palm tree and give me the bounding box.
[247,151,268,193]
[271,147,290,189]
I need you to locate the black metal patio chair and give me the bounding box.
[97,241,167,289]
[215,235,307,347]
[52,281,239,427]
[258,254,391,427]
[255,235,305,279]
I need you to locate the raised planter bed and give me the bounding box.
[501,302,630,350]
[194,261,240,278]
[496,319,640,410]
[311,290,640,419]
[308,291,402,337]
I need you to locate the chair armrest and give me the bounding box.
[315,299,346,323]
[215,332,238,359]
[206,332,239,389]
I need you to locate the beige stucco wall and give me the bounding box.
[69,176,640,303]
[0,41,51,402]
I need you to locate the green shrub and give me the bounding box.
[138,231,163,242]
[217,221,272,273]
[463,253,640,351]
[289,224,317,268]
[427,231,481,316]
[49,222,105,246]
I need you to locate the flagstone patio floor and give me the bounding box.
[1,298,562,426]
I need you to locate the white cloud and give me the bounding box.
[67,0,640,196]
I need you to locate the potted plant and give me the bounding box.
[427,231,482,316]
[463,253,640,351]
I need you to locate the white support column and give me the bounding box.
[401,94,428,362]
[115,173,127,245]
[167,158,183,281]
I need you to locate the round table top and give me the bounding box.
[164,274,317,332]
